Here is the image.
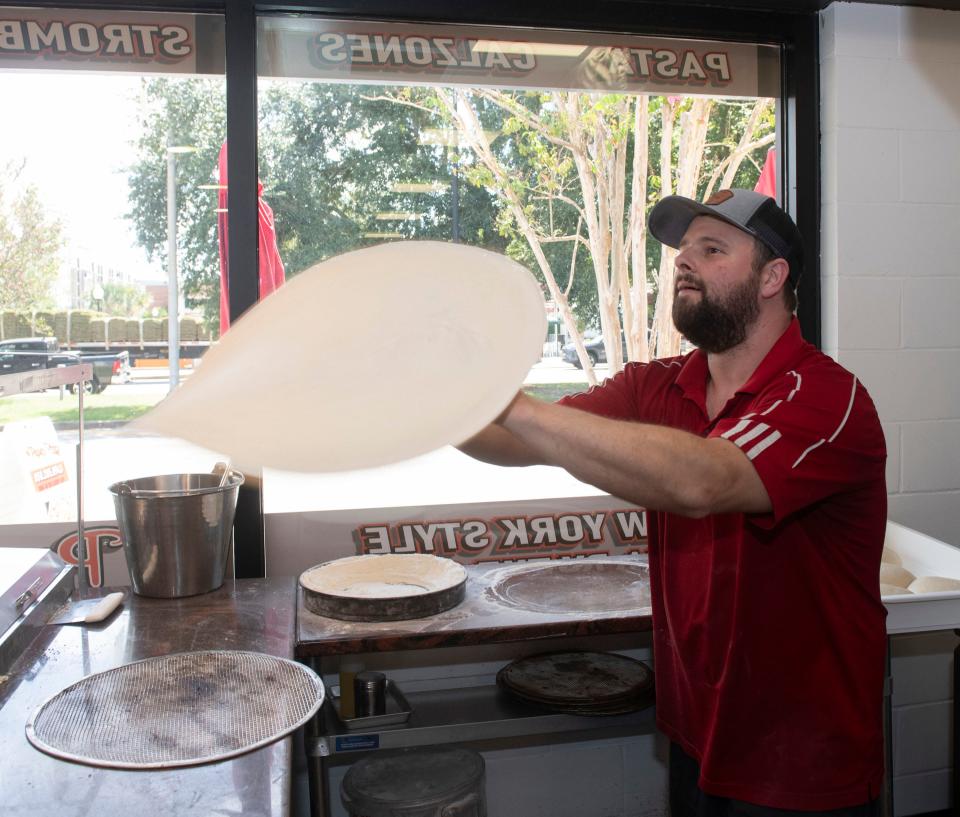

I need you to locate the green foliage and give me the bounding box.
[127,78,226,330]
[125,79,508,329]
[0,160,65,311]
[126,78,774,337]
[99,282,152,317]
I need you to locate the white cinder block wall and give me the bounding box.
[821,3,960,813]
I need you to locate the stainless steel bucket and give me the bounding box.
[108,472,244,598]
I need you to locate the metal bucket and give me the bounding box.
[108,472,244,598]
[341,747,486,817]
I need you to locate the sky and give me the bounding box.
[0,70,163,284]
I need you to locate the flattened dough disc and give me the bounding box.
[131,242,545,473]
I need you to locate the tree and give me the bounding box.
[127,78,226,330]
[126,79,507,332]
[383,88,774,384]
[127,77,774,357]
[99,281,151,317]
[0,160,65,311]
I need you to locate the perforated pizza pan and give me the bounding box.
[25,650,324,770]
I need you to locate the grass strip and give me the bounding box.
[0,391,159,425]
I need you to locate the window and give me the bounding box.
[252,17,783,563]
[0,7,226,588]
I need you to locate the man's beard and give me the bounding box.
[672,270,761,353]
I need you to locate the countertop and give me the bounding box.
[296,555,654,657]
[0,577,298,817]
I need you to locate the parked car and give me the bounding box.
[0,337,130,394]
[561,335,626,368]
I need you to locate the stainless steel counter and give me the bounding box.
[0,578,298,817]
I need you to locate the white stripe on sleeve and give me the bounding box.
[721,418,753,440]
[746,430,781,460]
[734,423,770,447]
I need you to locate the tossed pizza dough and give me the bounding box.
[881,547,902,567]
[300,553,466,599]
[908,575,960,594]
[880,583,912,597]
[879,563,915,589]
[130,242,546,473]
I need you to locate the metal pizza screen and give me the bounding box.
[25,650,324,769]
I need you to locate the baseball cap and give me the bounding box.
[648,188,803,287]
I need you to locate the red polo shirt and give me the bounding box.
[560,319,887,810]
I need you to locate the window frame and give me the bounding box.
[1,0,821,577]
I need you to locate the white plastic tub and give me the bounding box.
[882,521,960,634]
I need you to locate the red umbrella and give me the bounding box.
[217,141,286,333]
[754,147,777,198]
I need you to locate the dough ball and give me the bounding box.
[880,583,912,596]
[881,547,902,567]
[879,563,915,589]
[908,575,960,594]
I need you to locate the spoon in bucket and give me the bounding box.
[213,461,231,487]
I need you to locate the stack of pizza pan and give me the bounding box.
[496,650,654,716]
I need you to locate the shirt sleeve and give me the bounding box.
[710,365,887,526]
[557,363,644,421]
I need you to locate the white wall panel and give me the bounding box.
[892,770,952,816]
[890,60,960,132]
[901,421,960,492]
[830,2,901,58]
[890,630,959,707]
[900,130,960,204]
[903,277,960,348]
[837,277,901,349]
[832,57,900,130]
[894,701,952,777]
[837,350,960,422]
[836,202,959,279]
[836,127,900,202]
[887,491,960,548]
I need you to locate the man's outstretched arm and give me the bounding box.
[486,392,772,517]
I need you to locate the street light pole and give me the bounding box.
[166,145,181,391]
[166,142,196,392]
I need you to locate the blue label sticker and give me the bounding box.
[336,734,380,752]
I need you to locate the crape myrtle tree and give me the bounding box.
[0,159,65,312]
[383,86,775,385]
[127,78,506,334]
[128,77,772,361]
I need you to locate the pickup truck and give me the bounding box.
[0,337,131,394]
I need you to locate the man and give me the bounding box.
[462,189,887,815]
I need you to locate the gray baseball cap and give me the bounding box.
[648,188,803,286]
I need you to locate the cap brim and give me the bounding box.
[648,195,759,250]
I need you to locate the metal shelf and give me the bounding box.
[0,363,93,397]
[309,682,656,758]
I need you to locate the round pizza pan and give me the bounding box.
[300,554,467,621]
[497,650,653,713]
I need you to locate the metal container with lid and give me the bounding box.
[341,747,486,817]
[354,670,387,717]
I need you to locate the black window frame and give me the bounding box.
[2,0,820,577]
